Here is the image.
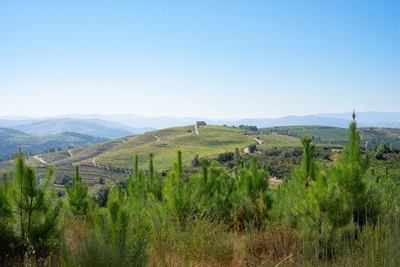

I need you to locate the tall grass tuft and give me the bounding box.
[150,215,234,267]
[244,223,302,267]
[60,218,149,267]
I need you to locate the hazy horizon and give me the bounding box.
[1,1,399,119]
[1,110,398,122]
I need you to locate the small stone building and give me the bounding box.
[196,121,207,126]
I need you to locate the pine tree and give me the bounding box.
[299,135,317,188]
[66,166,89,217]
[0,172,16,258]
[330,111,379,226]
[163,150,193,222]
[9,148,62,253]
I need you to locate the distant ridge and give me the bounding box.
[12,118,134,139]
[2,111,400,132]
[317,112,400,127]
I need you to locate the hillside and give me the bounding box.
[0,125,302,181]
[260,125,400,149]
[0,128,109,161]
[86,125,302,171]
[12,118,134,139]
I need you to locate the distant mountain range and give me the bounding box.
[52,111,400,129]
[1,112,400,140]
[316,112,400,128]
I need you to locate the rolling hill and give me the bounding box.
[0,128,109,161]
[89,125,302,171]
[12,118,134,139]
[0,124,302,183]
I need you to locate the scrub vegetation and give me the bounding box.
[1,113,400,266]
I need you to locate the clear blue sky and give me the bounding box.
[1,0,399,119]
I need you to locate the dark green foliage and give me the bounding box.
[217,151,234,163]
[248,144,257,153]
[191,154,200,167]
[61,175,70,185]
[374,142,400,160]
[93,186,111,207]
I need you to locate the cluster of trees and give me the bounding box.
[222,124,258,131]
[372,142,400,159]
[239,125,258,131]
[1,112,400,265]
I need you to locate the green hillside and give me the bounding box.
[260,125,400,148]
[93,125,302,171]
[0,125,300,171]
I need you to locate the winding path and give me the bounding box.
[34,155,48,164]
[151,133,173,145]
[152,134,161,141]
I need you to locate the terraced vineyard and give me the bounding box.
[2,137,129,186]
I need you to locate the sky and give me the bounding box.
[0,1,399,119]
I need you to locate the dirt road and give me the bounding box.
[34,155,48,164]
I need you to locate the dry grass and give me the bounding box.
[149,234,244,267]
[244,224,302,267]
[149,216,240,267]
[61,218,90,253]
